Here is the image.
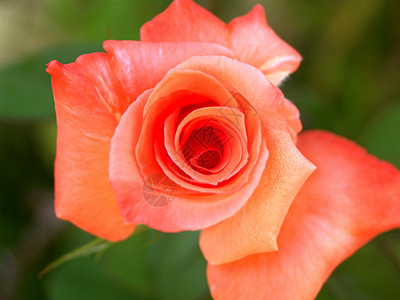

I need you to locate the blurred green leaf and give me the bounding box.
[0,44,101,121]
[99,229,157,299]
[317,101,400,299]
[149,231,211,300]
[40,225,150,279]
[43,228,210,300]
[358,101,400,168]
[45,0,170,42]
[39,238,113,278]
[284,82,334,131]
[318,233,400,300]
[34,121,57,171]
[44,256,138,300]
[43,229,210,300]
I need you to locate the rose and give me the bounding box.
[47,0,400,299]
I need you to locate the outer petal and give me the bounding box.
[284,98,302,141]
[207,130,400,300]
[47,58,135,241]
[140,0,229,45]
[175,56,315,263]
[228,5,302,85]
[140,0,301,84]
[47,42,233,240]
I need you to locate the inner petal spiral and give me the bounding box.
[137,84,262,195]
[181,125,228,174]
[194,150,221,170]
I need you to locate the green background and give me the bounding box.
[0,0,399,299]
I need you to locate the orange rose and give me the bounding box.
[47,0,400,299]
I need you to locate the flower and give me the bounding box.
[47,0,400,299]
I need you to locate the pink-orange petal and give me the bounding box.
[47,59,135,241]
[284,98,302,141]
[207,130,400,300]
[109,89,153,226]
[228,4,302,85]
[140,0,229,45]
[103,40,233,104]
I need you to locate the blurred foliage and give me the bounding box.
[0,0,399,299]
[0,45,101,121]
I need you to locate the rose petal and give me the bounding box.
[228,5,302,85]
[140,0,301,84]
[284,98,302,142]
[207,130,400,300]
[140,0,229,45]
[47,58,135,241]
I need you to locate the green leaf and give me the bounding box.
[0,44,101,121]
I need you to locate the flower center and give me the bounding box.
[181,125,227,174]
[196,150,221,169]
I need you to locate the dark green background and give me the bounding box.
[0,0,399,299]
